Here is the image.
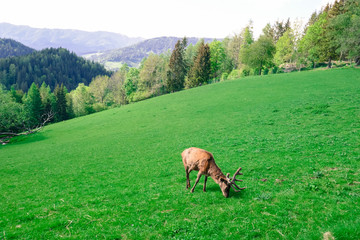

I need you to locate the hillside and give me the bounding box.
[1,69,359,239]
[0,38,35,58]
[84,37,215,68]
[0,23,143,55]
[0,48,110,91]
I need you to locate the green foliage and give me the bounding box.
[1,69,359,239]
[54,84,69,121]
[209,40,229,79]
[330,0,360,63]
[240,35,276,75]
[0,85,26,133]
[23,83,43,127]
[187,41,211,88]
[184,43,197,71]
[273,18,291,43]
[39,82,56,120]
[10,86,24,103]
[242,23,254,47]
[166,38,188,92]
[238,23,254,67]
[124,68,139,102]
[223,35,241,69]
[107,65,128,106]
[274,29,296,65]
[70,83,95,117]
[89,75,110,105]
[139,53,168,97]
[0,38,35,58]
[299,12,328,67]
[227,69,242,80]
[0,48,110,92]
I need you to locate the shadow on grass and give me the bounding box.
[184,183,247,199]
[8,132,47,146]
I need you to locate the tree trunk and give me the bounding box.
[327,58,332,68]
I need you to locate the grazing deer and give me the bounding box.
[181,147,245,198]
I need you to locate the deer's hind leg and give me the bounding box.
[185,167,191,189]
[203,176,208,192]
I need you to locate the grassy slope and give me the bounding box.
[1,68,359,239]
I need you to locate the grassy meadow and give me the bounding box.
[1,68,359,239]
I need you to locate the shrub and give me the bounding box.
[221,72,229,81]
[262,68,269,75]
[227,69,242,80]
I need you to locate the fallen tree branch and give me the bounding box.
[1,111,54,145]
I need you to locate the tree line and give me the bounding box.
[1,0,359,142]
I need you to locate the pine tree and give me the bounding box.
[54,84,68,121]
[273,18,291,43]
[39,82,56,120]
[187,41,211,88]
[24,83,43,128]
[166,37,188,92]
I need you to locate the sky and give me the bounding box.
[0,0,335,39]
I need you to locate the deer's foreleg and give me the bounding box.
[191,172,203,193]
[203,176,208,192]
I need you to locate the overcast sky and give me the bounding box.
[0,0,334,39]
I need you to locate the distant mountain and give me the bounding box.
[84,37,216,68]
[0,38,35,58]
[0,48,110,92]
[0,23,144,55]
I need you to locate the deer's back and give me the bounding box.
[182,147,214,172]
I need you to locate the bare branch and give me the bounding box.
[1,110,54,145]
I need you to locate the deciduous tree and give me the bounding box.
[70,83,94,117]
[240,35,275,75]
[274,29,296,65]
[0,85,26,133]
[209,40,228,79]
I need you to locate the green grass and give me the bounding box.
[1,68,360,239]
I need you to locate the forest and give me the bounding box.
[0,47,110,91]
[0,38,35,58]
[1,0,359,142]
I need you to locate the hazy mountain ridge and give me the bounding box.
[0,38,36,58]
[85,37,215,68]
[0,23,217,69]
[0,23,144,55]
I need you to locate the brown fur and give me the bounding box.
[181,147,231,197]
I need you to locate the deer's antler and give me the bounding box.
[227,167,246,192]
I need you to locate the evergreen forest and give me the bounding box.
[0,38,35,58]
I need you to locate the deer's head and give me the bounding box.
[220,167,246,198]
[219,177,231,198]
